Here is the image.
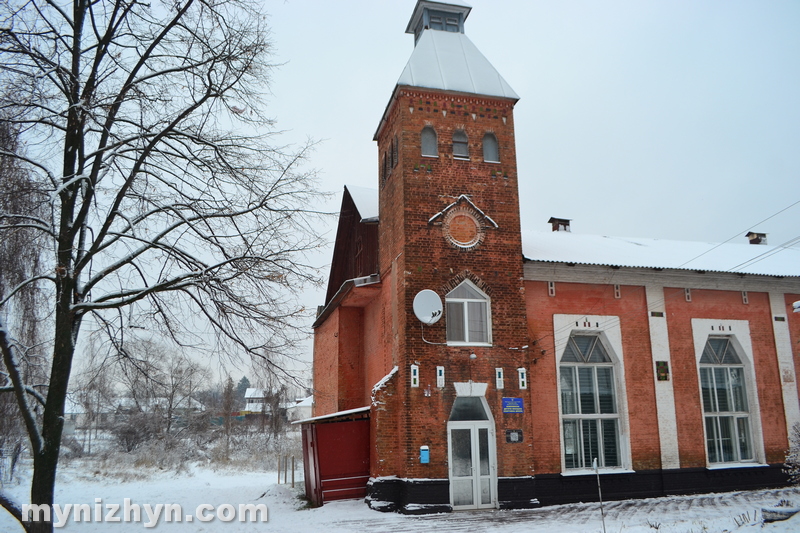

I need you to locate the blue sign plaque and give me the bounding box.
[502,397,524,414]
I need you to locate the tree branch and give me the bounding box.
[0,317,43,455]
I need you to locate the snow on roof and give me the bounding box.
[396,30,518,100]
[345,185,379,222]
[244,387,277,399]
[64,396,85,414]
[292,395,313,408]
[522,230,800,277]
[291,405,370,425]
[337,185,798,277]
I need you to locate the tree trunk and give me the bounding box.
[27,282,79,533]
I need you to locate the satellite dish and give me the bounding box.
[413,289,443,325]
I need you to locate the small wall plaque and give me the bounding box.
[502,397,524,413]
[656,361,670,381]
[505,429,523,443]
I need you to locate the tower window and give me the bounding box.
[482,133,499,163]
[421,126,438,157]
[453,130,469,159]
[446,280,491,345]
[428,11,461,33]
[392,135,398,167]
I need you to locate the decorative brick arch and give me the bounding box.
[441,270,492,297]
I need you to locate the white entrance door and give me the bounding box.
[448,421,496,509]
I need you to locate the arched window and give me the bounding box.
[453,130,469,159]
[559,334,620,469]
[421,126,438,157]
[446,281,491,345]
[700,337,753,463]
[482,133,499,163]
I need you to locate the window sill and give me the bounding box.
[453,156,470,161]
[484,160,501,164]
[421,154,439,159]
[561,468,635,477]
[446,342,493,347]
[706,462,766,470]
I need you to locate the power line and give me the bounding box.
[678,198,800,269]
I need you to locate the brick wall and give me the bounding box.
[523,278,794,476]
[313,310,340,417]
[368,88,533,480]
[524,280,661,473]
[664,288,787,466]
[787,293,800,405]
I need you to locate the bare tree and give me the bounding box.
[70,352,117,455]
[222,376,235,460]
[0,117,49,529]
[0,1,321,530]
[114,339,210,438]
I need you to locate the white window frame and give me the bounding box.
[517,368,527,390]
[446,280,492,346]
[421,126,438,157]
[554,314,631,474]
[453,129,469,160]
[482,133,500,163]
[691,319,764,467]
[495,368,504,390]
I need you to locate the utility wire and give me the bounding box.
[677,198,800,269]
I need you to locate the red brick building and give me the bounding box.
[301,0,800,512]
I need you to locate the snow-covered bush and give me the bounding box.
[112,413,160,453]
[784,422,800,484]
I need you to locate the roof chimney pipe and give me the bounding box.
[548,217,571,232]
[745,231,767,245]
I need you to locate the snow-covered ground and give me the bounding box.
[2,461,800,532]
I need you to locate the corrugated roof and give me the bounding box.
[337,186,799,277]
[345,185,379,222]
[397,29,518,100]
[522,230,800,277]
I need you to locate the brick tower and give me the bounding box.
[366,0,534,511]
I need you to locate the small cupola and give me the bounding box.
[548,217,571,232]
[745,231,767,245]
[406,0,472,44]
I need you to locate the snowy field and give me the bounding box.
[2,461,800,532]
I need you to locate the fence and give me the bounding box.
[277,455,297,488]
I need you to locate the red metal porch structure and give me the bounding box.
[299,407,370,506]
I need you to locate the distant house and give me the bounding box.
[286,396,313,422]
[114,395,205,415]
[243,387,273,413]
[63,393,117,434]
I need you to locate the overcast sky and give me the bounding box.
[257,0,800,355]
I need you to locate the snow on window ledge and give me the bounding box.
[706,462,767,470]
[447,342,493,347]
[561,468,635,477]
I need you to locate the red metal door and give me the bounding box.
[315,419,370,502]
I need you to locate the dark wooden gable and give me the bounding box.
[324,188,379,304]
